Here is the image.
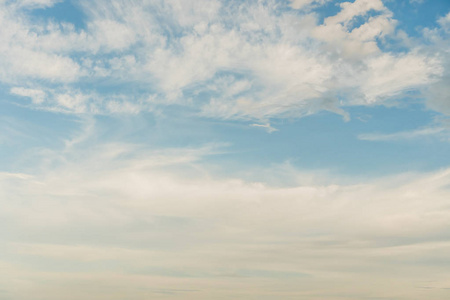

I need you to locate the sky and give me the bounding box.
[1,0,450,299]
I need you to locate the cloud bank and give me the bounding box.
[1,141,450,299]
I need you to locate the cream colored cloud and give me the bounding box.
[10,87,47,104]
[360,52,443,104]
[325,0,386,26]
[288,0,331,10]
[0,47,80,83]
[9,87,158,115]
[312,0,394,58]
[0,4,81,83]
[1,140,450,299]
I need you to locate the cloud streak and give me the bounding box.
[358,127,446,141]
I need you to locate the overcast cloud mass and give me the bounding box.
[1,0,450,299]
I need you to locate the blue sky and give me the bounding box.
[1,0,450,299]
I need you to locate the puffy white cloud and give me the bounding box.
[89,19,137,52]
[325,0,386,26]
[1,48,81,82]
[0,3,82,83]
[312,0,394,58]
[165,0,221,27]
[289,0,331,10]
[0,0,447,121]
[10,87,46,104]
[438,12,450,31]
[360,52,443,104]
[289,0,315,9]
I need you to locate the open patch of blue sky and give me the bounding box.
[26,0,87,30]
[384,0,450,37]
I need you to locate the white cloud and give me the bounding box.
[250,122,278,133]
[325,0,386,26]
[0,3,82,83]
[88,19,137,52]
[9,87,158,115]
[1,142,450,299]
[312,0,394,58]
[0,0,447,122]
[165,0,221,27]
[361,52,443,104]
[0,47,81,83]
[288,0,330,10]
[289,0,315,9]
[10,87,46,104]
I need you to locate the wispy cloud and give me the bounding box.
[358,126,446,141]
[250,122,278,133]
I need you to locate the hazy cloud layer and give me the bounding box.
[1,140,450,300]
